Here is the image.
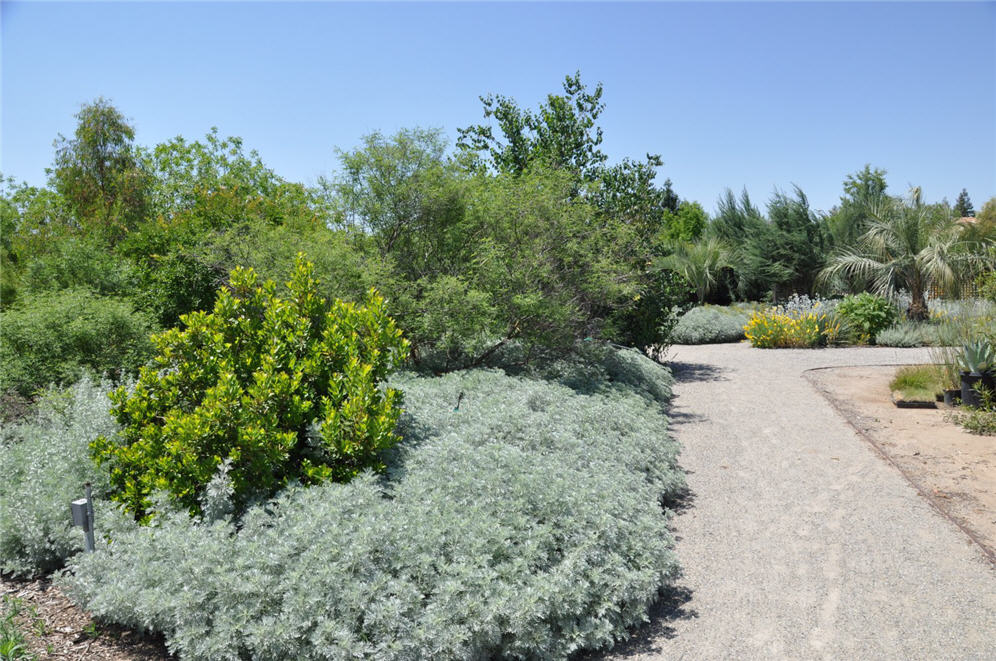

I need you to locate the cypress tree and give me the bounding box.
[954,189,975,217]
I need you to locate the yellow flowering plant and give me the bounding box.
[744,305,842,349]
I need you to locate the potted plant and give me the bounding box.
[957,340,995,408]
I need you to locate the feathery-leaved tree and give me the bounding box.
[820,188,988,320]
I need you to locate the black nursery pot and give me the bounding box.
[943,388,961,407]
[960,372,985,408]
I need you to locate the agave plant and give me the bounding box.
[957,340,996,376]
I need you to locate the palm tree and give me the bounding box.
[820,188,990,320]
[658,237,731,303]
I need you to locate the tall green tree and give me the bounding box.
[457,72,679,237]
[709,187,826,300]
[50,98,148,242]
[761,187,827,296]
[457,72,607,177]
[457,74,686,349]
[137,128,285,218]
[328,127,468,278]
[825,165,888,250]
[953,188,975,217]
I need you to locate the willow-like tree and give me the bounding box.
[50,98,148,242]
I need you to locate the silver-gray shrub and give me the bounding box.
[672,306,748,344]
[505,343,674,405]
[0,376,118,576]
[875,321,941,348]
[61,351,683,660]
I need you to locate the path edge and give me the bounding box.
[803,364,996,569]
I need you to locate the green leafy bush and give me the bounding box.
[0,377,116,577]
[672,306,748,344]
[62,349,684,660]
[91,256,409,518]
[134,251,220,328]
[0,289,156,397]
[836,293,898,343]
[875,321,940,347]
[610,268,691,352]
[953,388,996,435]
[16,235,139,300]
[978,265,996,303]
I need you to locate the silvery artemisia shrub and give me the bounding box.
[672,306,749,344]
[61,348,684,661]
[875,321,941,347]
[0,376,121,576]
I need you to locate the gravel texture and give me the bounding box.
[601,342,996,660]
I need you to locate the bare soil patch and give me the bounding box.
[1,575,169,660]
[809,365,996,562]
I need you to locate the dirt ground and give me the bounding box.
[0,575,169,660]
[808,365,996,562]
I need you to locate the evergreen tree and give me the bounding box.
[954,188,974,217]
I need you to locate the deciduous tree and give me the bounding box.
[50,98,148,242]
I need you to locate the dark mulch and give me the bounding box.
[1,575,171,661]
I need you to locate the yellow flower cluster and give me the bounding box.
[744,310,839,349]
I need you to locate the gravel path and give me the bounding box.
[602,343,996,660]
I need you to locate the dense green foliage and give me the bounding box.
[454,73,689,351]
[50,98,149,243]
[1,80,697,412]
[672,306,748,344]
[8,88,989,394]
[4,347,685,659]
[708,188,828,301]
[824,165,889,262]
[0,289,155,397]
[329,120,682,365]
[91,257,409,519]
[836,292,898,343]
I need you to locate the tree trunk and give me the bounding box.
[907,283,929,321]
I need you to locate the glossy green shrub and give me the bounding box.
[672,306,748,344]
[62,350,683,660]
[91,256,409,518]
[836,293,898,343]
[0,289,155,397]
[0,377,116,577]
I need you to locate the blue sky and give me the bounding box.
[2,1,994,214]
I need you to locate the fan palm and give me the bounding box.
[658,237,730,303]
[820,188,990,320]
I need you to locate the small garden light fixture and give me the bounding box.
[70,482,96,553]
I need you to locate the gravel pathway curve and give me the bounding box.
[603,343,996,660]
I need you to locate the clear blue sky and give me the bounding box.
[2,1,994,214]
